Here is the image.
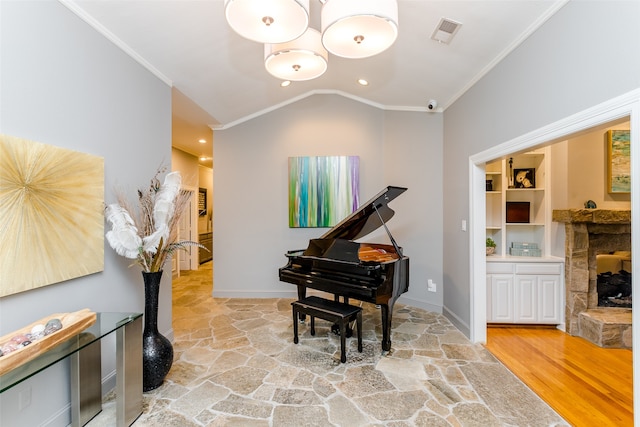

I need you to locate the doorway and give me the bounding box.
[469,89,639,343]
[468,88,639,423]
[180,187,199,271]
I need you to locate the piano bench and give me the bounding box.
[291,296,363,363]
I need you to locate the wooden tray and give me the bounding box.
[0,309,96,376]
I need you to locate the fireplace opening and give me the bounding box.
[597,251,632,308]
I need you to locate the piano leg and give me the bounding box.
[296,285,307,322]
[380,303,392,352]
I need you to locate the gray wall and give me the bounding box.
[0,2,172,425]
[214,95,444,312]
[442,0,640,333]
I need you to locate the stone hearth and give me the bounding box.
[552,209,631,348]
[579,308,632,348]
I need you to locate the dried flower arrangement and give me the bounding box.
[105,166,204,272]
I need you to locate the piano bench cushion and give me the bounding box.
[294,296,362,319]
[291,296,363,363]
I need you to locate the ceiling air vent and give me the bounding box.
[431,18,462,44]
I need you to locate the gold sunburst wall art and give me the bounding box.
[0,134,104,297]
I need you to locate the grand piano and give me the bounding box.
[279,186,409,352]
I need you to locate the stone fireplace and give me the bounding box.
[552,209,631,348]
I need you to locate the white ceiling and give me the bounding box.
[63,0,568,167]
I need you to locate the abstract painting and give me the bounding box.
[288,156,359,227]
[607,130,631,193]
[0,134,104,297]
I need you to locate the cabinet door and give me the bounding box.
[537,275,562,323]
[488,274,514,323]
[514,275,537,323]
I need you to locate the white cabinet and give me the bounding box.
[487,274,514,322]
[514,275,537,322]
[487,261,563,325]
[537,275,563,323]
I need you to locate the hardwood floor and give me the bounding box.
[485,326,633,427]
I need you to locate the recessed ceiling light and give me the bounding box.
[198,139,206,144]
[281,80,291,87]
[358,79,369,86]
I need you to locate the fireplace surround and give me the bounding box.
[552,209,631,346]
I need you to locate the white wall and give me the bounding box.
[442,0,640,335]
[0,2,172,426]
[549,140,569,257]
[214,95,444,311]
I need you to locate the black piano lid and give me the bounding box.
[320,186,407,241]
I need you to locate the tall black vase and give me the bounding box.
[142,271,174,392]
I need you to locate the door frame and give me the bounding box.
[468,88,639,423]
[469,89,639,342]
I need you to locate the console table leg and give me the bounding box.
[116,315,143,426]
[70,338,102,427]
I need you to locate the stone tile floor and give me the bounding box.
[92,263,568,426]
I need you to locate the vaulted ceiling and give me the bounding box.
[64,0,568,166]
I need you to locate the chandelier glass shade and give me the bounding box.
[264,28,329,81]
[225,0,398,80]
[321,0,398,59]
[224,0,310,44]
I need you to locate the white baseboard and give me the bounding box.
[442,305,470,338]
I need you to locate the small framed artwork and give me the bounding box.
[607,130,630,193]
[506,202,530,223]
[513,168,535,188]
[198,187,207,216]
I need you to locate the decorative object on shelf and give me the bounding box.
[105,166,207,391]
[509,242,541,257]
[584,200,597,209]
[486,238,496,255]
[485,179,493,191]
[514,168,535,188]
[0,134,104,297]
[607,129,630,194]
[506,201,530,223]
[0,309,96,375]
[508,157,514,188]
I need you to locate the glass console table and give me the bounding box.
[0,312,143,427]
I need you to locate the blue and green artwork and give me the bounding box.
[288,156,359,228]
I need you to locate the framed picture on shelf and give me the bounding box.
[513,168,535,188]
[506,201,530,223]
[607,129,630,193]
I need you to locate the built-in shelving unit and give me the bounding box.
[485,148,550,257]
[485,147,564,326]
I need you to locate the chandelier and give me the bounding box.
[224,0,399,81]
